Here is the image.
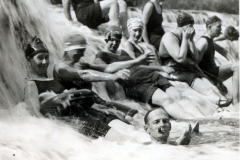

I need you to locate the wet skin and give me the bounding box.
[144,109,171,143]
[129,27,143,42]
[106,36,121,53]
[29,52,49,76]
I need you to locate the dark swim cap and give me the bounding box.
[177,12,194,27]
[104,26,122,41]
[25,36,49,59]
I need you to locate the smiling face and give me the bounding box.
[144,109,171,143]
[129,27,143,42]
[29,52,49,76]
[106,36,121,53]
[209,21,222,38]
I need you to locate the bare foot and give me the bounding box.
[175,125,191,145]
[192,121,199,134]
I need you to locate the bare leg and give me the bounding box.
[118,0,128,37]
[99,0,128,36]
[232,65,239,105]
[201,77,223,97]
[165,87,205,118]
[218,62,239,105]
[151,89,194,119]
[100,0,120,26]
[191,78,223,106]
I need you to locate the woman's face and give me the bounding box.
[29,52,49,75]
[129,27,143,42]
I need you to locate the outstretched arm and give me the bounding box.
[25,81,44,118]
[62,0,72,21]
[54,63,130,82]
[94,51,154,73]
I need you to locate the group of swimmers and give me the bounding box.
[24,0,239,145]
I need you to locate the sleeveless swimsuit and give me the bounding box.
[145,2,165,50]
[198,36,220,83]
[96,50,172,103]
[72,0,108,29]
[160,33,205,86]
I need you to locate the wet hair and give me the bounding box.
[25,36,48,59]
[177,12,194,27]
[206,16,221,28]
[144,107,167,124]
[104,26,122,42]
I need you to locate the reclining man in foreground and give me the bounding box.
[144,108,199,145]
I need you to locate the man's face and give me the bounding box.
[106,36,121,53]
[210,21,222,37]
[145,109,171,143]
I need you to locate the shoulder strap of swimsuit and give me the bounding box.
[170,32,181,45]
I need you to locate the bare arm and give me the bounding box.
[94,51,155,73]
[55,63,130,82]
[62,0,72,21]
[25,81,44,118]
[188,28,198,62]
[139,65,174,73]
[162,31,189,63]
[142,2,153,44]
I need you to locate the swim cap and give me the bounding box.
[224,26,239,41]
[177,12,194,27]
[104,26,122,41]
[25,36,49,59]
[64,33,87,51]
[127,18,143,31]
[206,16,221,27]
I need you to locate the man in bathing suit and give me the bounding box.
[159,12,232,108]
[144,108,199,145]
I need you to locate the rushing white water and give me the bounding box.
[0,0,239,159]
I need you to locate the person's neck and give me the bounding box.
[29,71,47,79]
[103,47,116,54]
[205,31,215,39]
[128,37,138,45]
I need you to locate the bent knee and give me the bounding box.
[153,96,175,106]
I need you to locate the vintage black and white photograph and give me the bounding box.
[0,0,239,159]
